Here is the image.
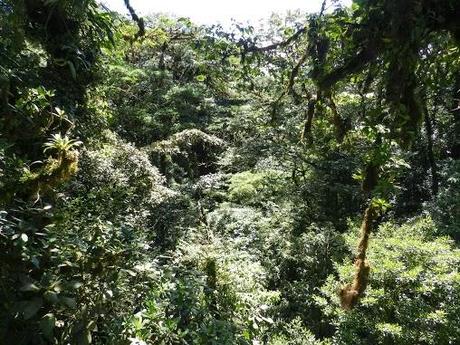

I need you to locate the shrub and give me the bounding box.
[317,217,460,345]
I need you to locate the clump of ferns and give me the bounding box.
[22,133,82,201]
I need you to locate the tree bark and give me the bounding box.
[339,203,377,310]
[424,110,439,196]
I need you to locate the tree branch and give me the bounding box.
[124,0,145,39]
[244,26,307,53]
[318,46,377,89]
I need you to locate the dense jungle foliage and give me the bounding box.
[1,0,460,344]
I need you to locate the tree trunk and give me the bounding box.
[424,110,439,196]
[339,203,377,310]
[450,73,460,160]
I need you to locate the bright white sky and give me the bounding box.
[102,0,352,25]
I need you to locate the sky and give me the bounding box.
[102,0,352,26]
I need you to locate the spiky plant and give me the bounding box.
[43,133,82,156]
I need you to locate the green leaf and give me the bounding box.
[20,282,40,292]
[68,61,77,80]
[69,281,83,290]
[77,329,92,345]
[23,298,43,320]
[44,291,59,304]
[228,55,240,65]
[195,74,206,82]
[61,296,77,309]
[40,313,56,340]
